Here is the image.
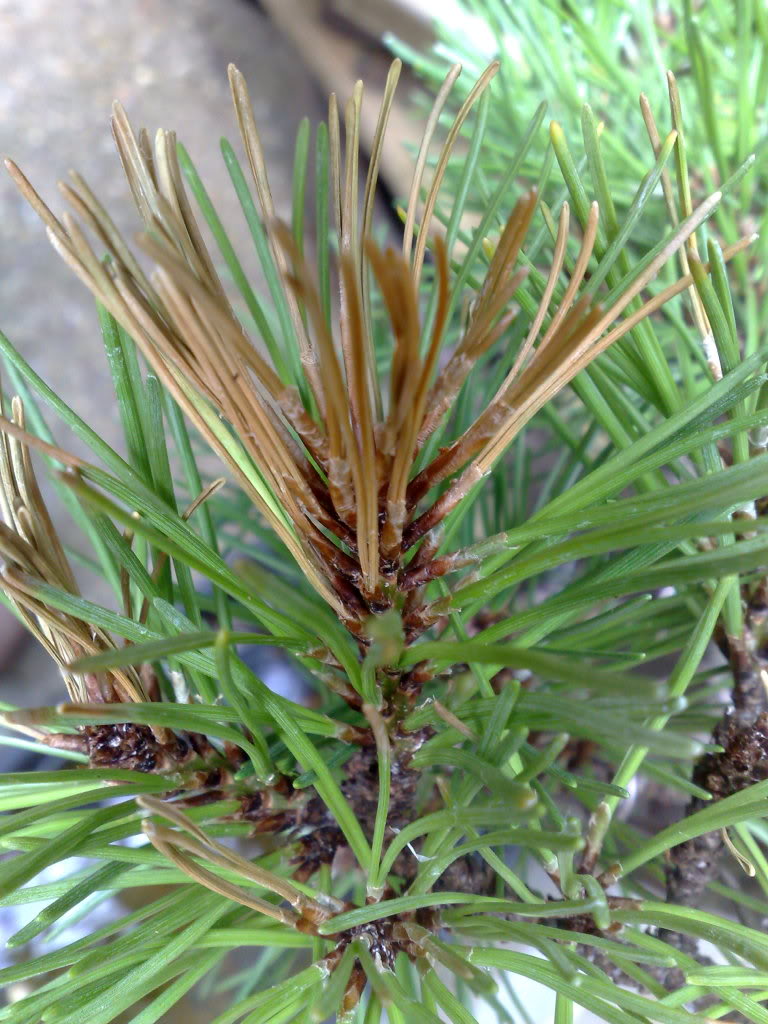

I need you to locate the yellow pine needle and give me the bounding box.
[4,159,72,258]
[535,202,600,358]
[111,100,164,225]
[328,90,343,241]
[153,128,227,300]
[402,63,462,264]
[641,91,711,341]
[117,105,324,463]
[476,190,539,315]
[0,573,141,702]
[410,61,500,292]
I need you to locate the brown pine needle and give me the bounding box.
[139,795,342,918]
[143,820,302,927]
[228,66,314,378]
[339,254,379,590]
[0,401,146,703]
[361,60,402,424]
[9,59,732,641]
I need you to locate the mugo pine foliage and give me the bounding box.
[0,22,767,1023]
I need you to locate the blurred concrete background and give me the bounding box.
[1,0,328,453]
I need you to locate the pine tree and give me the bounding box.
[0,23,767,1020]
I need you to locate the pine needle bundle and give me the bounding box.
[0,40,766,1024]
